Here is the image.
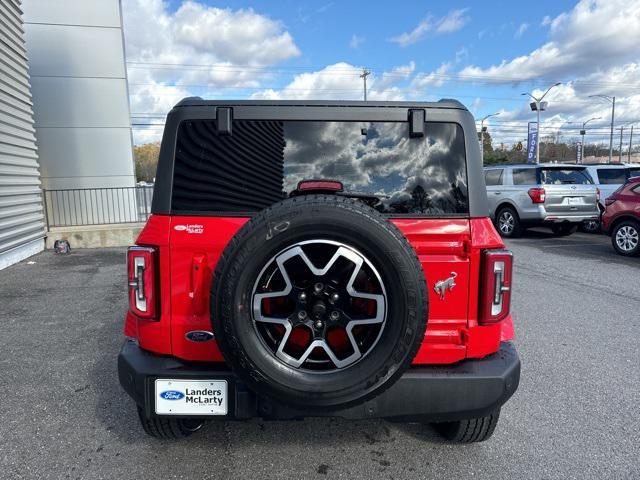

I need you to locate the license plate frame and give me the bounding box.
[155,379,228,416]
[567,197,581,206]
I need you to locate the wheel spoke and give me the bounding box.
[251,240,387,371]
[616,226,638,251]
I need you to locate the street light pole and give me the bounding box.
[580,117,601,164]
[619,126,624,163]
[628,125,634,162]
[522,82,561,164]
[480,112,500,164]
[589,95,616,164]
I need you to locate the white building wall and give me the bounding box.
[23,0,135,190]
[0,0,46,270]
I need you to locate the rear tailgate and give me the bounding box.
[540,167,598,216]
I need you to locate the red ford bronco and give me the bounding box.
[118,99,520,442]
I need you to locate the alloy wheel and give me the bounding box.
[615,225,639,252]
[251,240,387,371]
[499,211,515,235]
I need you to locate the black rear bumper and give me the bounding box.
[118,340,520,422]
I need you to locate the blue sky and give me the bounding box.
[122,0,640,146]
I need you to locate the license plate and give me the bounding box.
[568,197,581,205]
[155,379,228,415]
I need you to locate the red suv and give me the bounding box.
[118,99,520,443]
[602,176,640,256]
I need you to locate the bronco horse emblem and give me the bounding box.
[434,272,458,300]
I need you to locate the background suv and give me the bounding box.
[484,164,599,237]
[583,164,640,232]
[602,176,640,256]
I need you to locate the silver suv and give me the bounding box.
[484,164,599,237]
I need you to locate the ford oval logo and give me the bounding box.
[160,390,184,400]
[186,330,215,342]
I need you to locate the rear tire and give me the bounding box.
[433,409,500,443]
[137,408,205,439]
[580,219,601,234]
[551,224,578,236]
[611,220,640,257]
[495,206,522,238]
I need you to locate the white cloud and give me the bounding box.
[251,62,410,101]
[464,1,640,147]
[515,22,528,38]
[480,63,640,147]
[390,9,470,47]
[376,61,416,90]
[390,17,432,47]
[411,63,451,89]
[129,82,190,144]
[122,0,300,142]
[170,2,299,66]
[541,15,552,26]
[435,8,470,34]
[349,34,365,49]
[124,0,300,69]
[460,0,640,82]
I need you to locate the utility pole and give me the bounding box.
[580,117,600,165]
[360,68,371,101]
[590,95,615,164]
[479,112,500,164]
[522,82,561,164]
[618,126,624,163]
[628,125,634,162]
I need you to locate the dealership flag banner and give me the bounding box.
[576,141,582,164]
[527,122,538,163]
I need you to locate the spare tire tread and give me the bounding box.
[211,195,428,409]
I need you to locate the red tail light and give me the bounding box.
[527,187,546,204]
[479,249,513,325]
[596,188,601,203]
[127,246,158,319]
[296,180,344,192]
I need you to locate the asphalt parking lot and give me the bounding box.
[1,230,638,479]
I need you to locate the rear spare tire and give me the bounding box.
[211,195,428,409]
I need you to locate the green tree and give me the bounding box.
[477,130,494,159]
[134,142,160,182]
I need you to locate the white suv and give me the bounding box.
[583,164,640,232]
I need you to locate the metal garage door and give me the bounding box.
[0,0,45,269]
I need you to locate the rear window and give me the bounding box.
[540,168,593,185]
[485,169,503,186]
[597,168,627,184]
[512,168,538,185]
[628,167,640,179]
[171,120,468,216]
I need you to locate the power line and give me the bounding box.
[125,61,640,88]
